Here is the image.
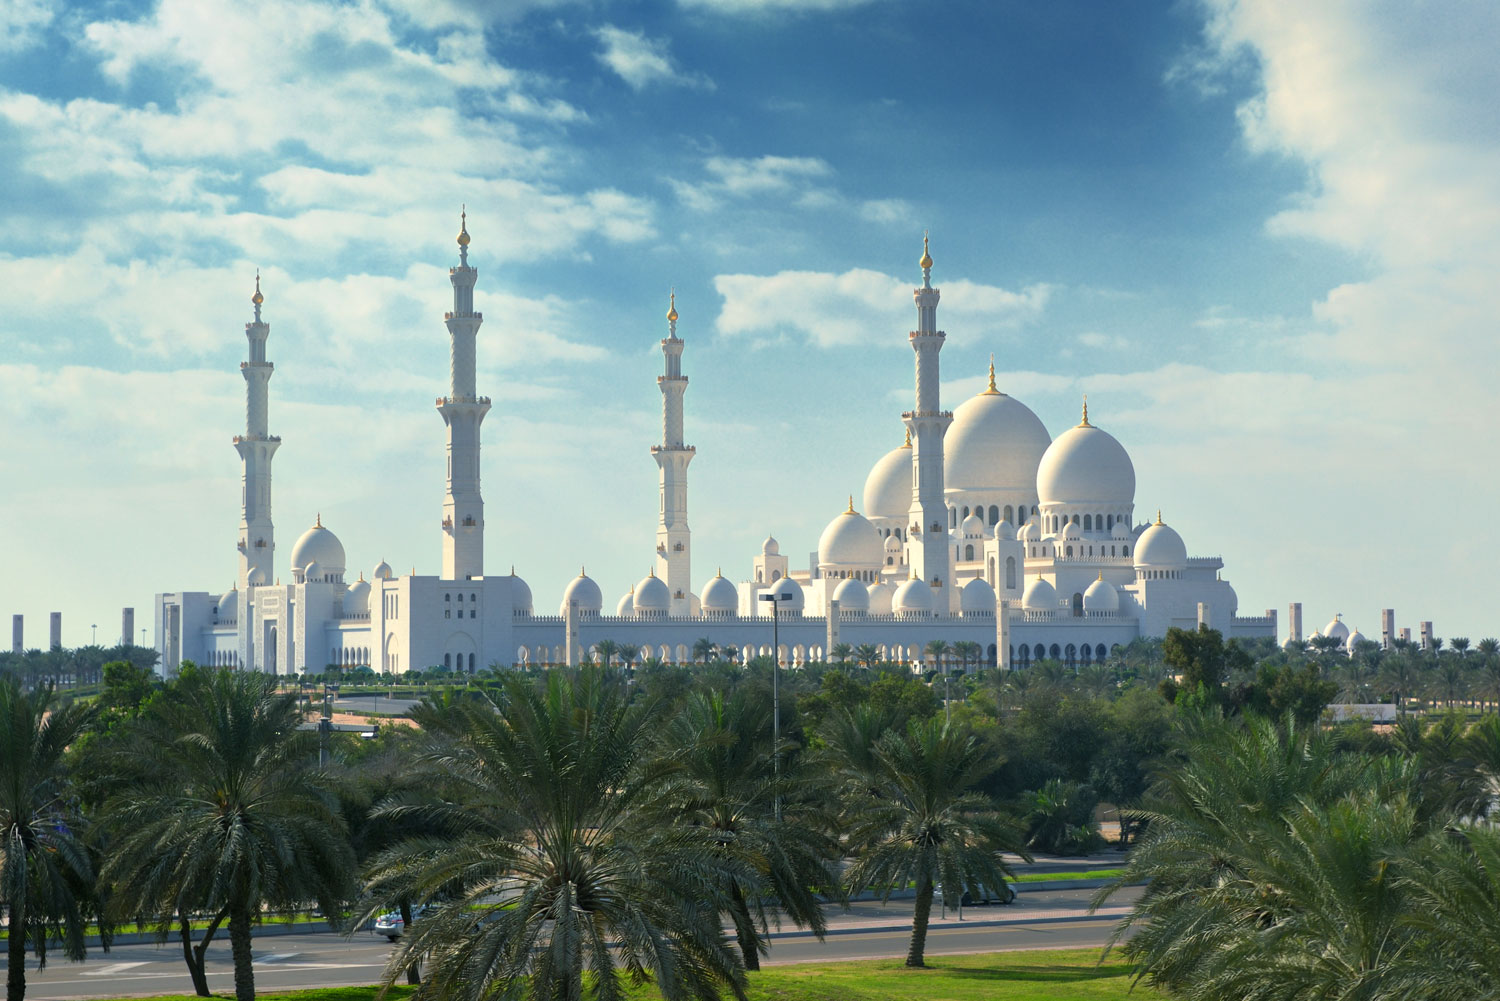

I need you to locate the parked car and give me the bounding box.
[373,905,427,940]
[936,881,1016,906]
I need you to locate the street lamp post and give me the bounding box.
[91,623,97,645]
[757,590,792,822]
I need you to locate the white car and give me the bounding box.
[373,905,426,940]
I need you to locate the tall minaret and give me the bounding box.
[235,273,279,590]
[903,235,953,600]
[652,291,695,616]
[438,209,490,581]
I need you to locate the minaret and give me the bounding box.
[652,291,695,616]
[235,272,280,590]
[903,234,953,601]
[438,208,490,580]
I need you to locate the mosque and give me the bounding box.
[153,219,1278,677]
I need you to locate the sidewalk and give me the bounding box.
[767,885,1139,940]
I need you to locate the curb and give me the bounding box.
[766,910,1130,940]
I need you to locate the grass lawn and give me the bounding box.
[94,949,1145,1001]
[1012,868,1125,883]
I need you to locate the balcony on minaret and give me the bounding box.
[233,434,281,443]
[650,444,696,454]
[443,311,482,320]
[902,409,954,420]
[462,516,476,527]
[436,395,491,406]
[442,516,454,533]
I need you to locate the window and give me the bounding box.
[445,610,451,619]
[445,593,450,602]
[444,653,451,668]
[470,593,476,602]
[965,544,975,560]
[1006,556,1017,589]
[1084,515,1092,530]
[457,593,463,602]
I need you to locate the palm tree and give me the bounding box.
[594,638,620,669]
[830,643,853,666]
[693,637,718,664]
[359,669,747,1001]
[98,668,355,1001]
[854,644,880,670]
[618,643,641,671]
[654,689,841,970]
[924,639,951,674]
[840,717,1028,967]
[1381,654,1421,716]
[1,679,98,1001]
[1452,637,1471,658]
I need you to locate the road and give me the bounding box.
[6,887,1138,999]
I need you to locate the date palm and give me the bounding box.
[830,643,853,666]
[653,689,841,970]
[594,638,620,669]
[358,669,747,1001]
[1,679,98,1001]
[854,644,880,670]
[97,668,354,1001]
[840,717,1028,967]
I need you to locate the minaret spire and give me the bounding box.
[902,232,953,605]
[438,207,490,580]
[235,270,281,665]
[653,288,695,615]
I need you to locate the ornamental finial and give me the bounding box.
[1156,509,1163,526]
[847,495,855,514]
[1080,395,1091,427]
[252,270,263,306]
[667,289,678,325]
[315,512,321,528]
[457,205,470,247]
[919,231,932,271]
[903,426,912,447]
[982,354,999,395]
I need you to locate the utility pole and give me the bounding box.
[758,590,792,822]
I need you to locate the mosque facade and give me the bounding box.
[154,222,1278,677]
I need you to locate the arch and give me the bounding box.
[1065,546,1073,558]
[1049,643,1061,661]
[771,569,781,582]
[950,508,958,529]
[965,544,975,561]
[1122,545,1129,557]
[1004,504,1014,524]
[675,643,689,664]
[793,643,807,666]
[444,653,452,669]
[1080,644,1093,665]
[1065,643,1077,668]
[1083,514,1092,530]
[777,644,789,666]
[1033,643,1045,662]
[988,504,999,524]
[1096,643,1108,660]
[962,505,969,518]
[1017,645,1031,668]
[987,643,997,666]
[468,652,476,673]
[1005,555,1017,589]
[1072,592,1084,616]
[1106,514,1113,529]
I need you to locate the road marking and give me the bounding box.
[255,953,299,965]
[83,963,151,976]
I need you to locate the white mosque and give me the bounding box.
[154,220,1277,677]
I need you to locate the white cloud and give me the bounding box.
[713,268,1051,348]
[677,0,884,11]
[1076,331,1131,350]
[671,154,835,212]
[593,25,711,91]
[0,0,54,51]
[859,198,914,225]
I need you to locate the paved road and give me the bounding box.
[7,888,1138,999]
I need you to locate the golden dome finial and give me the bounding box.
[1079,395,1092,427]
[982,354,999,395]
[902,426,912,448]
[510,564,516,576]
[579,565,586,577]
[1098,571,1104,581]
[846,495,855,514]
[358,571,365,581]
[919,231,933,271]
[1156,509,1163,526]
[315,512,321,528]
[716,567,723,578]
[457,205,470,247]
[649,567,656,578]
[251,270,264,306]
[667,289,678,324]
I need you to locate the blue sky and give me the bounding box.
[1,0,1495,646]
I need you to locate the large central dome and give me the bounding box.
[862,431,912,520]
[1036,412,1135,507]
[944,381,1051,493]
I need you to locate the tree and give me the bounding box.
[98,668,354,1001]
[0,679,98,1001]
[924,640,951,675]
[359,669,748,1001]
[840,717,1029,967]
[1162,625,1250,705]
[693,637,718,664]
[854,644,880,670]
[594,638,620,670]
[653,689,841,970]
[830,643,853,666]
[952,640,983,674]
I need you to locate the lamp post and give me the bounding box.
[758,590,792,822]
[91,623,97,645]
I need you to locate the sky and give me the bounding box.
[1,0,1496,648]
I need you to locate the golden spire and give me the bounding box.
[846,495,855,514]
[1098,571,1104,581]
[919,231,933,270]
[902,426,912,448]
[457,205,470,247]
[1156,510,1163,525]
[982,354,999,395]
[1079,395,1092,427]
[358,571,365,581]
[315,512,321,528]
[410,567,415,576]
[716,567,723,578]
[510,565,516,575]
[251,270,263,306]
[649,567,656,578]
[666,289,678,324]
[579,565,586,577]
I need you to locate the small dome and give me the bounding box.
[1060,521,1083,540]
[635,572,671,613]
[701,572,738,612]
[818,503,883,568]
[769,576,804,613]
[218,586,238,612]
[346,578,371,614]
[1134,519,1188,568]
[1110,520,1132,540]
[892,576,934,614]
[1324,614,1350,642]
[1346,628,1365,653]
[863,436,913,520]
[1022,576,1059,611]
[615,590,635,616]
[373,560,394,580]
[1036,419,1136,508]
[832,577,870,611]
[994,519,1016,541]
[1083,574,1119,612]
[1284,634,1302,650]
[961,513,986,537]
[560,570,603,615]
[247,566,268,587]
[303,560,322,582]
[290,518,346,575]
[508,568,533,614]
[960,576,996,613]
[761,535,780,556]
[868,581,895,614]
[1019,519,1040,541]
[884,534,903,553]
